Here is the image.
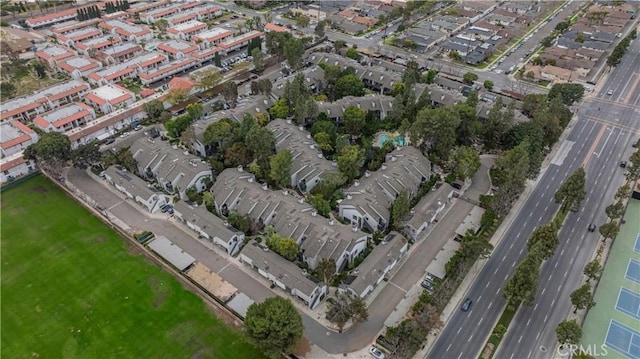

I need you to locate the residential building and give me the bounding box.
[138,57,198,86]
[103,165,169,213]
[292,7,327,23]
[342,232,408,298]
[33,102,96,133]
[95,42,144,65]
[173,201,245,256]
[264,23,290,33]
[404,182,455,241]
[35,45,77,68]
[100,20,154,43]
[167,20,207,40]
[101,11,129,21]
[0,80,89,123]
[88,52,167,85]
[126,1,169,16]
[75,35,123,55]
[84,84,136,114]
[217,31,264,52]
[339,146,431,232]
[140,4,181,24]
[240,240,327,309]
[25,8,79,29]
[57,56,103,80]
[130,137,213,200]
[50,19,101,35]
[501,1,533,15]
[317,94,395,122]
[191,47,223,65]
[541,65,578,83]
[266,119,338,193]
[426,240,461,279]
[1,120,39,157]
[66,93,166,149]
[192,28,234,49]
[212,168,369,271]
[0,151,36,183]
[56,27,102,47]
[157,39,199,59]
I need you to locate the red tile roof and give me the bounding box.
[0,121,35,150]
[168,77,196,90]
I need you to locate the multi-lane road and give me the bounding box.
[427,28,640,359]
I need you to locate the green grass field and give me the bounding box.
[1,176,263,359]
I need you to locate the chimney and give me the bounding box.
[311,209,318,217]
[329,219,335,226]
[224,221,229,227]
[347,194,353,200]
[391,156,397,162]
[298,197,305,204]
[248,176,254,183]
[237,165,244,172]
[365,170,370,177]
[354,180,360,187]
[306,133,311,139]
[299,125,304,131]
[317,152,323,158]
[351,225,358,232]
[262,183,268,191]
[283,190,289,196]
[287,119,292,124]
[381,164,387,170]
[332,160,337,167]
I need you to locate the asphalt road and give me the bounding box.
[427,33,640,359]
[496,32,640,359]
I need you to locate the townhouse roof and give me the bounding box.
[130,136,211,191]
[168,77,196,91]
[167,20,207,34]
[35,45,76,61]
[266,119,337,186]
[89,52,167,81]
[0,80,89,121]
[33,102,93,129]
[76,35,121,50]
[85,84,135,106]
[105,165,157,200]
[148,236,196,271]
[0,121,36,150]
[138,57,197,81]
[191,47,222,60]
[0,151,29,172]
[218,30,264,49]
[426,240,461,279]
[25,8,77,27]
[101,11,129,21]
[97,42,143,59]
[193,96,273,141]
[460,0,495,13]
[341,146,431,226]
[51,19,101,34]
[127,1,169,14]
[406,182,454,229]
[317,94,395,119]
[193,27,234,42]
[141,4,180,19]
[101,19,151,37]
[264,23,289,33]
[157,39,199,54]
[435,76,464,91]
[57,27,101,42]
[173,200,241,241]
[242,241,321,295]
[213,168,367,263]
[455,205,485,238]
[165,10,198,25]
[346,232,407,296]
[58,56,102,73]
[307,52,402,89]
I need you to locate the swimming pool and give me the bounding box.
[379,133,408,147]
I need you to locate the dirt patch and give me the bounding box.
[293,336,312,357]
[31,186,49,194]
[148,275,170,308]
[189,347,213,359]
[94,235,107,243]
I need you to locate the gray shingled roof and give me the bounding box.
[104,165,156,200]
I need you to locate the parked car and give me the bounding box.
[105,138,115,145]
[120,132,129,138]
[134,125,143,131]
[607,89,613,95]
[632,139,639,148]
[369,347,385,359]
[588,223,596,232]
[461,298,472,312]
[620,160,627,168]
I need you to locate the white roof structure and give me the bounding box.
[147,236,196,271]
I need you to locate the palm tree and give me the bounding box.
[263,12,273,25]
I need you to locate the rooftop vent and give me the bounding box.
[283,190,289,196]
[172,144,178,150]
[287,119,292,124]
[317,152,323,158]
[365,170,370,177]
[347,194,353,200]
[351,225,358,232]
[299,125,304,131]
[329,219,335,226]
[311,209,317,217]
[298,197,305,204]
[332,160,337,167]
[248,177,254,183]
[224,220,229,227]
[354,180,360,187]
[306,133,311,139]
[262,183,268,191]
[237,165,243,172]
[391,156,397,162]
[381,164,387,170]
[183,151,189,156]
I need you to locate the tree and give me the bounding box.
[204,119,238,152]
[326,292,369,331]
[143,99,164,119]
[385,319,426,358]
[342,106,366,139]
[556,320,582,345]
[71,143,101,169]
[222,82,238,107]
[583,259,602,283]
[24,132,71,174]
[266,233,298,261]
[605,200,625,221]
[269,150,292,187]
[615,183,632,201]
[154,19,169,32]
[392,190,410,227]
[315,20,326,37]
[505,122,545,178]
[493,324,507,339]
[527,224,559,261]
[570,283,594,313]
[214,52,222,67]
[451,146,481,180]
[548,83,585,106]
[186,103,203,121]
[314,132,334,153]
[167,87,189,105]
[491,141,530,218]
[554,167,586,213]
[244,297,303,359]
[463,72,478,85]
[503,254,540,307]
[296,14,310,28]
[599,221,619,241]
[246,125,275,171]
[251,47,264,72]
[316,258,336,286]
[346,47,358,60]
[483,80,494,91]
[0,81,16,98]
[224,142,251,167]
[337,145,364,181]
[410,107,460,162]
[335,74,364,99]
[196,68,222,91]
[482,98,515,150]
[269,99,290,119]
[284,37,305,70]
[334,40,346,51]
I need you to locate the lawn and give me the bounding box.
[1,175,263,359]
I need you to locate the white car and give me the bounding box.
[607,89,613,95]
[120,132,130,138]
[494,69,503,74]
[369,347,385,359]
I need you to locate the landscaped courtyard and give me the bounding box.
[1,175,263,359]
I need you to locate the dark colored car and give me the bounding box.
[620,161,627,168]
[105,138,115,145]
[588,223,596,232]
[461,298,472,312]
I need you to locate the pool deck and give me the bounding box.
[581,199,640,359]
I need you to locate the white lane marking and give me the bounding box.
[558,285,562,293]
[479,317,484,325]
[519,335,523,343]
[457,327,462,335]
[544,315,548,322]
[534,303,538,311]
[527,319,531,326]
[488,302,493,309]
[486,281,491,288]
[519,248,524,255]
[512,261,516,268]
[542,288,546,295]
[536,331,541,340]
[457,352,464,359]
[447,344,452,352]
[570,256,575,264]
[467,334,474,342]
[564,271,568,278]
[551,299,555,307]
[555,262,559,268]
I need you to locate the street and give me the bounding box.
[427,30,640,359]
